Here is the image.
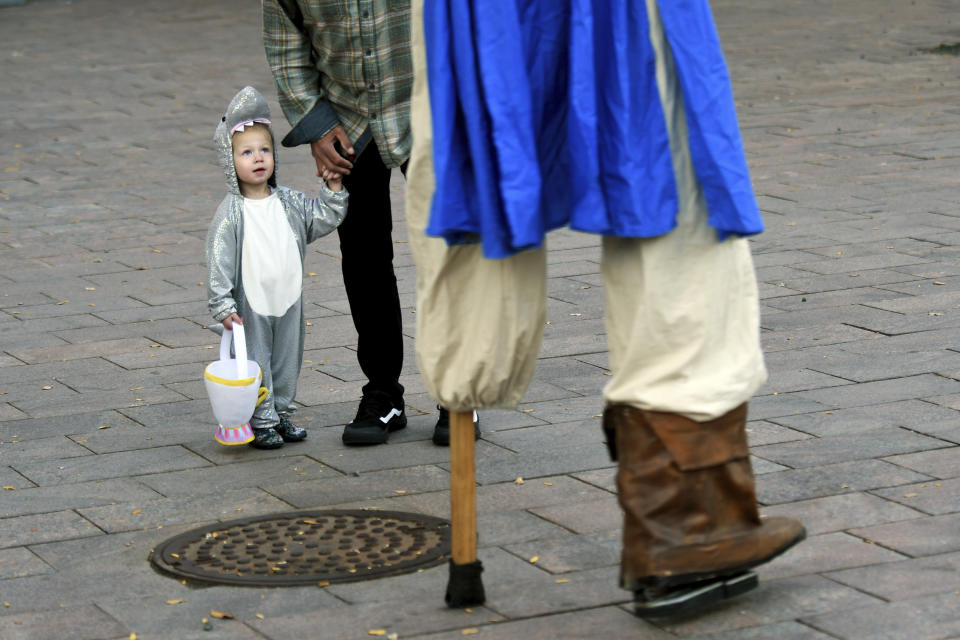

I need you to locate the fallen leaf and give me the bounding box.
[514,477,524,485]
[165,599,184,605]
[543,482,553,486]
[2,486,14,491]
[368,631,387,636]
[393,489,407,495]
[521,409,534,413]
[130,634,138,640]
[132,509,142,515]
[98,425,111,430]
[42,385,52,390]
[256,613,265,619]
[57,300,68,305]
[904,492,918,498]
[210,610,234,619]
[934,281,947,285]
[555,578,570,584]
[461,630,479,636]
[317,581,330,587]
[529,556,539,563]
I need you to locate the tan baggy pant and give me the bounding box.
[406,0,767,421]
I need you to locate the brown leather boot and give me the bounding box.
[603,403,805,618]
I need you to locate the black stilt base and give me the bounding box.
[633,571,758,619]
[445,559,485,607]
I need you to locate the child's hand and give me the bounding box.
[321,168,343,192]
[222,313,242,330]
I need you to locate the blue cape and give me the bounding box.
[425,0,763,259]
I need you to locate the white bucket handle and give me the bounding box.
[219,323,249,379]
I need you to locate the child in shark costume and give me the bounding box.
[207,86,348,449]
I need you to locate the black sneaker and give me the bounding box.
[432,406,480,446]
[342,391,407,445]
[250,427,284,449]
[276,415,307,442]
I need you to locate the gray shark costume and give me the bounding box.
[207,86,348,431]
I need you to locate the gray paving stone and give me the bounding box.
[0,478,162,519]
[801,591,960,640]
[746,420,813,446]
[871,477,960,515]
[397,476,614,519]
[263,464,450,509]
[571,467,617,492]
[748,393,836,422]
[407,607,658,640]
[758,368,851,395]
[756,532,906,581]
[0,547,53,580]
[849,512,960,557]
[654,575,884,638]
[11,384,190,419]
[826,551,960,601]
[482,418,605,453]
[98,588,342,640]
[794,374,960,409]
[12,445,210,486]
[752,428,948,468]
[0,510,102,550]
[247,598,500,640]
[760,492,924,536]
[528,496,622,534]
[689,620,837,640]
[0,605,127,640]
[760,324,886,355]
[883,446,960,480]
[77,486,293,534]
[0,434,92,464]
[444,441,615,485]
[756,459,933,505]
[483,565,630,620]
[503,536,620,574]
[141,455,335,498]
[5,337,148,365]
[313,439,485,474]
[476,509,576,548]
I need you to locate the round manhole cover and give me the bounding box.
[150,510,451,587]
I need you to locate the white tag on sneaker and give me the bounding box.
[379,408,401,424]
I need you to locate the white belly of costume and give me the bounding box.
[241,192,302,317]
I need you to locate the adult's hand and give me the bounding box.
[310,125,355,177]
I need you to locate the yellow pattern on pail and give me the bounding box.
[204,324,268,446]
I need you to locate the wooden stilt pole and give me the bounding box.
[445,410,485,606]
[450,410,477,564]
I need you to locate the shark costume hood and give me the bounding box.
[214,86,279,195]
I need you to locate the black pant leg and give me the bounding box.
[339,141,405,402]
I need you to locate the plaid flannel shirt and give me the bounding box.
[263,0,412,168]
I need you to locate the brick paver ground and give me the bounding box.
[3,0,960,638]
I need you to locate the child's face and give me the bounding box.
[232,126,274,198]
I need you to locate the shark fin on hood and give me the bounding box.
[214,86,279,195]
